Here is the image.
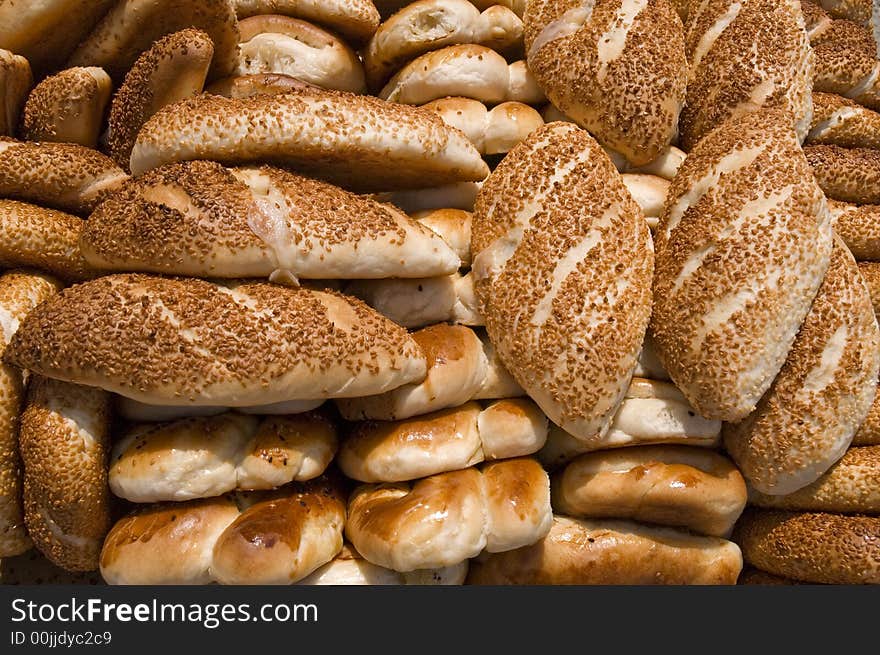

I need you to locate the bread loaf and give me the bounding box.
[807,92,880,148]
[832,200,880,260]
[805,145,880,204]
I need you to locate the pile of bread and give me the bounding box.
[0,0,877,586]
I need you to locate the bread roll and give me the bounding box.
[734,508,880,584]
[832,201,880,261]
[468,0,527,17]
[298,543,467,585]
[451,270,482,324]
[466,515,743,585]
[233,0,380,44]
[0,271,63,558]
[336,324,487,421]
[237,15,366,93]
[20,67,111,147]
[0,139,127,216]
[621,174,669,230]
[817,0,874,25]
[206,73,315,97]
[423,98,543,156]
[115,397,325,423]
[473,330,524,399]
[524,0,687,166]
[20,377,110,571]
[802,0,835,40]
[81,161,459,281]
[811,17,880,111]
[680,0,813,150]
[412,209,472,266]
[807,92,880,149]
[652,109,833,421]
[805,145,880,204]
[129,91,488,191]
[472,122,653,441]
[365,0,522,89]
[0,50,32,138]
[5,274,426,407]
[68,0,239,82]
[346,458,551,571]
[478,397,548,459]
[0,549,104,585]
[106,29,214,172]
[381,181,482,213]
[552,446,747,537]
[110,411,338,502]
[506,60,547,104]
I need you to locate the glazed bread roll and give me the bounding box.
[346,458,551,571]
[831,201,880,261]
[0,51,32,138]
[298,544,467,585]
[749,445,880,514]
[473,330,524,399]
[621,174,669,230]
[524,0,687,166]
[652,109,833,422]
[423,98,543,156]
[4,274,426,407]
[206,73,315,97]
[365,0,522,89]
[20,67,112,147]
[680,0,813,150]
[339,399,548,482]
[472,122,653,442]
[381,181,481,213]
[233,0,381,44]
[412,209,472,266]
[0,549,104,585]
[20,378,110,572]
[0,271,62,558]
[129,91,488,191]
[81,161,459,281]
[115,397,325,423]
[538,378,722,469]
[0,139,127,216]
[466,515,743,585]
[0,201,92,281]
[236,15,366,93]
[109,411,338,502]
[106,29,214,172]
[336,324,487,421]
[811,17,880,111]
[805,145,880,204]
[734,508,880,584]
[723,237,880,495]
[552,446,748,537]
[807,92,880,149]
[68,0,239,82]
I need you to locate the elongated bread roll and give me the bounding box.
[21,67,111,147]
[0,139,127,216]
[365,0,522,89]
[681,0,813,150]
[472,122,653,441]
[831,201,880,261]
[652,109,833,421]
[346,458,551,571]
[524,0,687,166]
[20,377,110,571]
[0,51,32,138]
[81,161,459,281]
[129,91,488,191]
[552,446,747,537]
[110,411,338,502]
[298,543,467,585]
[0,271,62,558]
[206,73,314,97]
[805,145,880,204]
[106,29,214,172]
[4,274,426,407]
[412,209,472,266]
[734,508,880,584]
[807,92,880,148]
[233,0,381,44]
[811,17,880,111]
[336,324,487,421]
[68,0,239,82]
[423,98,543,156]
[466,515,743,585]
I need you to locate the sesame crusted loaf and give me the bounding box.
[651,109,833,422]
[804,144,880,204]
[129,91,489,191]
[831,201,880,261]
[816,0,876,25]
[472,122,654,442]
[3,274,427,407]
[524,0,687,166]
[807,92,880,149]
[811,16,880,111]
[80,161,460,281]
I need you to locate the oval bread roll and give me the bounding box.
[472,122,653,442]
[466,515,743,585]
[20,377,110,571]
[652,109,833,422]
[4,274,426,407]
[807,92,880,149]
[832,201,880,261]
[233,0,381,44]
[412,208,472,266]
[805,145,880,205]
[298,543,467,585]
[206,73,315,97]
[811,16,880,111]
[0,50,32,138]
[130,91,488,191]
[423,98,543,156]
[552,446,748,537]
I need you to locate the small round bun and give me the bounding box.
[621,174,669,230]
[472,330,524,400]
[411,208,472,266]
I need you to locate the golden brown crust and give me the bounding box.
[233,0,381,44]
[206,73,315,97]
[833,201,880,261]
[811,17,880,111]
[817,0,874,24]
[807,92,880,149]
[805,144,880,204]
[0,50,32,137]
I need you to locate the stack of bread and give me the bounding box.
[0,0,878,587]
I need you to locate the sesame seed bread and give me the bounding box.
[807,92,880,148]
[831,201,880,261]
[129,91,489,191]
[422,98,544,155]
[805,144,880,204]
[233,0,381,44]
[854,390,880,445]
[4,274,427,407]
[206,73,315,97]
[0,51,32,138]
[472,122,654,442]
[525,0,688,166]
[20,67,112,148]
[80,161,460,281]
[551,445,748,537]
[466,515,743,585]
[19,377,110,571]
[651,109,833,422]
[817,0,875,25]
[803,0,835,39]
[411,208,472,266]
[0,271,63,558]
[811,17,880,111]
